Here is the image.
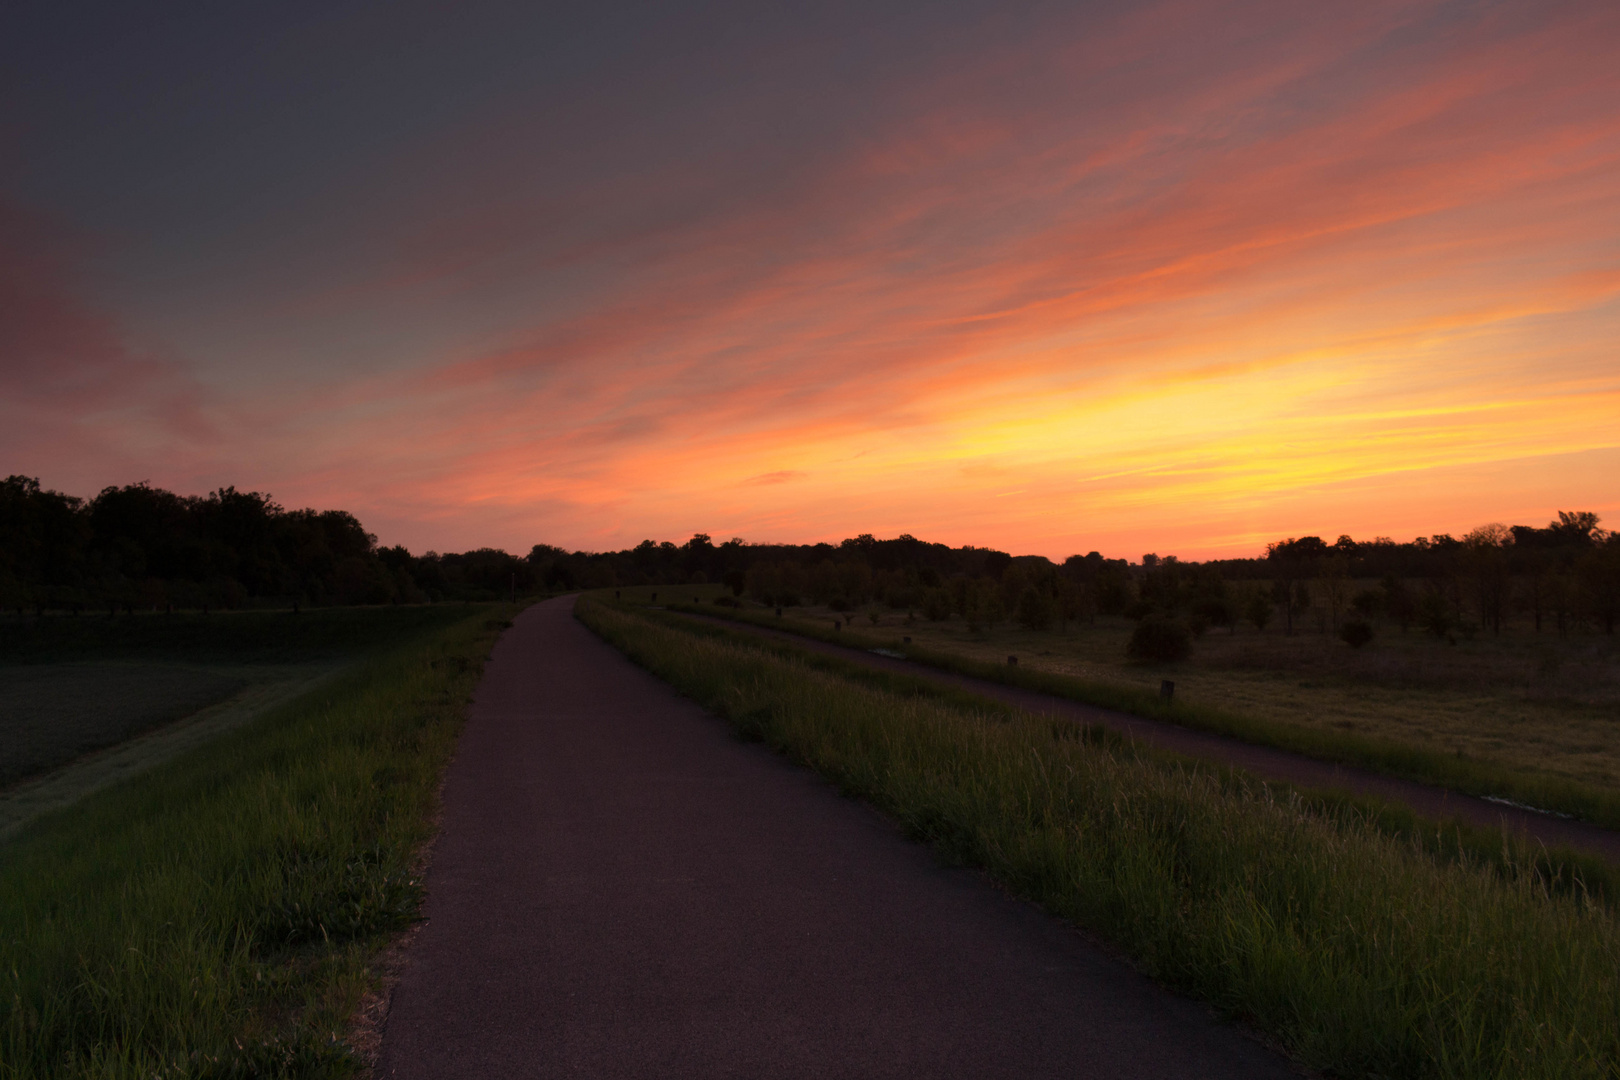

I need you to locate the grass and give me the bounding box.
[652,592,1620,831]
[0,604,484,792]
[579,597,1620,1080]
[0,603,519,1079]
[0,604,481,665]
[623,600,1620,903]
[0,664,247,786]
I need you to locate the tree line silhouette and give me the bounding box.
[3,475,1616,637]
[0,477,529,612]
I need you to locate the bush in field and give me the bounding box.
[1195,597,1235,633]
[1418,591,1452,638]
[1126,616,1191,662]
[1339,618,1374,649]
[1016,587,1054,631]
[1244,589,1274,631]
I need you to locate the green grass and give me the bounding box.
[620,601,1620,904]
[664,599,1620,831]
[0,664,248,786]
[0,604,519,1079]
[579,597,1620,1080]
[0,604,480,665]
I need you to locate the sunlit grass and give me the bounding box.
[579,597,1620,1080]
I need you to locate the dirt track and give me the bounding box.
[680,609,1620,863]
[377,596,1299,1078]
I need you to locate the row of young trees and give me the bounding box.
[4,474,1615,635]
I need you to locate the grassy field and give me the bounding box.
[0,606,485,794]
[579,597,1620,1080]
[0,603,518,1079]
[0,604,480,665]
[0,664,247,787]
[642,586,1620,829]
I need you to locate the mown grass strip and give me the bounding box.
[0,604,520,1079]
[666,601,1620,832]
[582,598,1620,1080]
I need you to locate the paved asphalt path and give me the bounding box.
[378,596,1300,1079]
[679,610,1620,863]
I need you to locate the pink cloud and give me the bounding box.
[0,200,220,488]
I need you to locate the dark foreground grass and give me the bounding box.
[668,601,1620,831]
[0,604,519,1079]
[582,599,1620,1080]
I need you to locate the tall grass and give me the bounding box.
[582,599,1620,1080]
[0,605,517,1079]
[668,601,1620,831]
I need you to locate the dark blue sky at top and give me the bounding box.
[4,0,1058,381]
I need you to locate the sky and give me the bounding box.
[3,0,1617,560]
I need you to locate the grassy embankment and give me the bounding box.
[0,606,480,788]
[653,591,1620,830]
[580,597,1620,1080]
[0,603,520,1079]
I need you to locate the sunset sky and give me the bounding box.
[4,0,1617,560]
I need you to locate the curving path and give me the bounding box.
[377,596,1299,1078]
[679,609,1620,863]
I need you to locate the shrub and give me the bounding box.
[1339,618,1374,649]
[1126,616,1192,662]
[1245,589,1274,631]
[1192,596,1235,632]
[1418,592,1452,638]
[1016,587,1054,631]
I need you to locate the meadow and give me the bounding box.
[0,606,483,793]
[643,585,1620,828]
[0,665,245,787]
[579,596,1620,1080]
[0,604,517,1079]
